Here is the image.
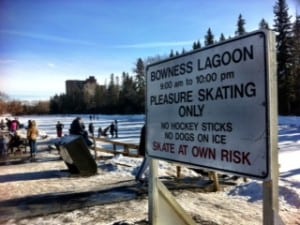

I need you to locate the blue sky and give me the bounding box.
[0,0,299,101]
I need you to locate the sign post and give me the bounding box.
[263,30,280,225]
[146,30,278,224]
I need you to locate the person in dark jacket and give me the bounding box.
[135,125,148,183]
[70,117,92,146]
[109,122,115,138]
[97,126,102,138]
[88,122,94,137]
[114,120,118,138]
[70,117,84,135]
[56,121,64,137]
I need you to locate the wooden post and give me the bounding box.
[263,124,279,225]
[149,158,158,225]
[124,145,129,155]
[176,166,181,178]
[263,29,279,225]
[209,171,220,192]
[92,136,97,159]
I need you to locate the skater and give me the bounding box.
[97,126,102,138]
[114,120,118,138]
[109,122,115,138]
[69,117,92,146]
[88,122,94,137]
[27,120,39,159]
[56,121,64,137]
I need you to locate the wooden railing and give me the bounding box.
[89,136,220,190]
[91,136,140,157]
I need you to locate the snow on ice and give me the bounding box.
[0,114,299,225]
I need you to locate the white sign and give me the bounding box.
[146,30,272,179]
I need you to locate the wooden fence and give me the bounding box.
[91,136,140,157]
[90,136,220,190]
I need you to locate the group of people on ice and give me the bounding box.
[95,120,118,138]
[62,117,118,147]
[1,115,147,184]
[56,118,118,138]
[0,117,39,160]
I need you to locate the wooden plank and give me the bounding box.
[92,137,140,157]
[94,147,141,158]
[94,137,139,150]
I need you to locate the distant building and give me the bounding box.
[66,76,98,98]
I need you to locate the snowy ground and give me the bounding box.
[0,115,299,225]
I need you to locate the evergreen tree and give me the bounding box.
[133,58,146,113]
[291,14,300,114]
[192,41,197,50]
[235,14,246,36]
[219,33,226,42]
[192,40,201,49]
[273,0,293,114]
[259,18,270,29]
[169,49,174,57]
[198,41,201,48]
[106,73,119,113]
[119,72,138,114]
[49,95,60,114]
[94,85,106,112]
[134,59,145,91]
[204,28,214,46]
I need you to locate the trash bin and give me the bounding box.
[59,135,97,176]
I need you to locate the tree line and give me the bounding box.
[49,61,145,114]
[1,0,299,115]
[0,92,50,115]
[188,0,300,115]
